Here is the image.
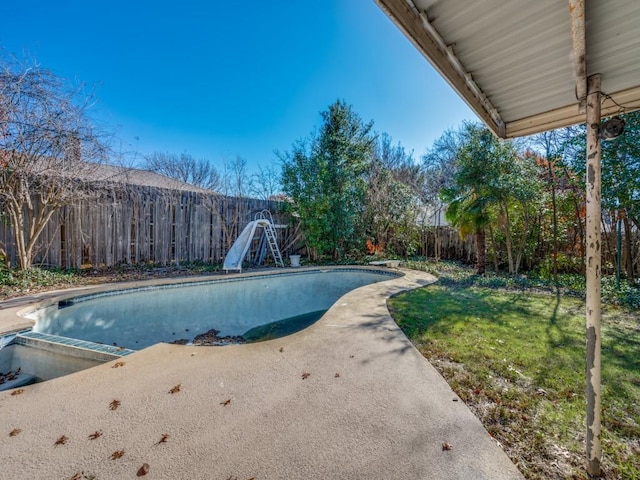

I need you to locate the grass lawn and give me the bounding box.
[389,262,640,480]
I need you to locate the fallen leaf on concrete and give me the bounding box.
[334,373,340,378]
[279,347,284,352]
[111,449,125,460]
[10,389,24,396]
[9,428,21,437]
[109,399,121,410]
[169,384,181,394]
[111,361,125,368]
[156,433,170,445]
[136,463,150,476]
[220,399,231,406]
[88,430,102,440]
[69,473,96,480]
[54,435,68,446]
[301,372,311,380]
[442,442,452,451]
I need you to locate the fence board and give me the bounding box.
[0,183,284,269]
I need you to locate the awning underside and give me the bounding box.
[376,0,640,138]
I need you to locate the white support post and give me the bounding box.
[585,73,602,477]
[569,0,587,110]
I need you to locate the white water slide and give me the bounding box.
[223,211,284,273]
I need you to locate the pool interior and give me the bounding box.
[2,268,401,389]
[0,331,134,391]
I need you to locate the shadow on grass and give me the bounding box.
[390,265,640,478]
[392,277,588,392]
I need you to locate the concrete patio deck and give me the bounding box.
[0,268,524,479]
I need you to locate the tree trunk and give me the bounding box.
[0,245,10,268]
[6,202,31,270]
[487,224,498,272]
[501,203,515,274]
[548,159,559,286]
[564,165,586,273]
[514,207,532,275]
[623,215,634,283]
[601,213,614,273]
[475,228,486,275]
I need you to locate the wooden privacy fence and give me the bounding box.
[416,226,477,262]
[0,183,287,270]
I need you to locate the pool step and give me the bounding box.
[15,331,136,362]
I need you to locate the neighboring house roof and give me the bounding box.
[80,163,216,195]
[2,150,216,195]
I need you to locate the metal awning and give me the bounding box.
[375,0,640,138]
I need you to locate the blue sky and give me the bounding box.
[2,0,476,171]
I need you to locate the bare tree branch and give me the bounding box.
[0,51,108,269]
[143,151,220,191]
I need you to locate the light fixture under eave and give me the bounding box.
[600,115,625,140]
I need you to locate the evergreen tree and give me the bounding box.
[280,100,375,260]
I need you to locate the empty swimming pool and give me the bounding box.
[25,268,401,350]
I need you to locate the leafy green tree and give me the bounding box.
[439,122,540,274]
[280,100,375,260]
[601,111,640,281]
[524,126,587,278]
[564,111,640,280]
[495,151,544,274]
[439,123,498,274]
[364,135,422,256]
[525,131,563,281]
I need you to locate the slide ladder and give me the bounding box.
[263,220,284,267]
[223,210,284,272]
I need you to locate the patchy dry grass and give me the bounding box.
[390,261,640,480]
